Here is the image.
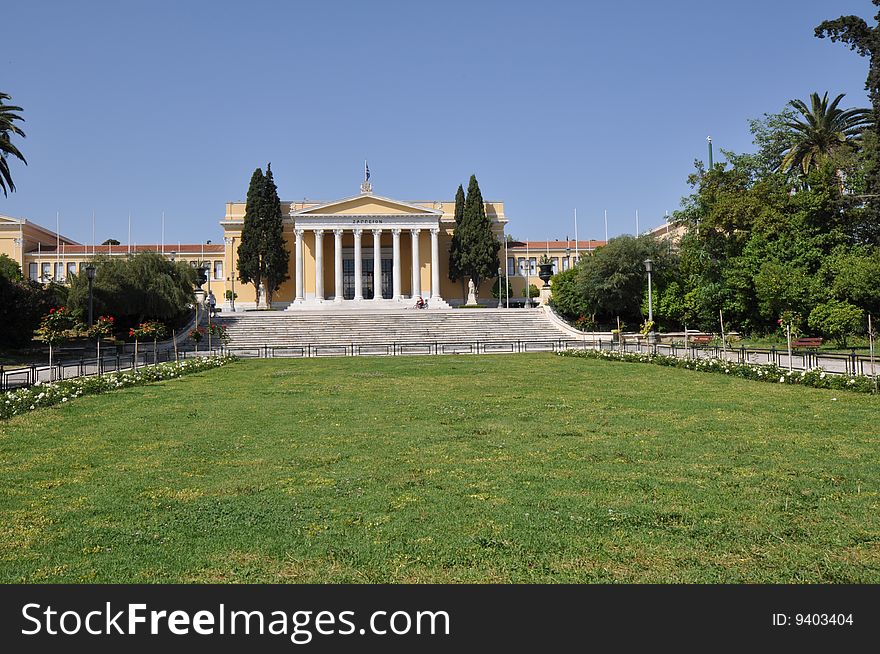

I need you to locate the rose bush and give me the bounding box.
[1,355,237,420]
[558,348,877,394]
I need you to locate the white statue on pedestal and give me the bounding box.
[466,279,477,306]
[257,282,267,308]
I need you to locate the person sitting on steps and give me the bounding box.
[415,296,427,309]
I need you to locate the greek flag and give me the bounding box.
[365,160,370,182]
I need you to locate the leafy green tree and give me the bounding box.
[457,175,500,299]
[448,184,466,302]
[548,267,586,320]
[0,277,61,347]
[824,247,880,315]
[66,252,196,332]
[262,163,290,305]
[237,167,267,303]
[808,299,864,347]
[575,235,677,326]
[779,92,872,175]
[816,4,880,235]
[0,92,26,196]
[0,253,21,280]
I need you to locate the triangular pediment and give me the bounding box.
[291,194,442,217]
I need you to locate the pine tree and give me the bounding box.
[262,163,290,305]
[448,184,466,302]
[459,174,500,300]
[237,167,266,303]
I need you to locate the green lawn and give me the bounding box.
[1,354,878,583]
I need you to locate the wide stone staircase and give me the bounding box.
[213,308,583,353]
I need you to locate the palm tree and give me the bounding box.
[0,92,27,197]
[779,92,873,176]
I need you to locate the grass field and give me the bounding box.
[1,354,878,583]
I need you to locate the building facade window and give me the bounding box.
[55,262,65,281]
[518,257,526,277]
[41,262,51,282]
[529,258,536,275]
[214,260,223,280]
[507,257,515,276]
[67,262,77,279]
[562,257,569,271]
[29,263,38,281]
[551,257,559,274]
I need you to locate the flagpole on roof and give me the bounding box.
[56,211,60,274]
[604,209,608,243]
[574,209,579,261]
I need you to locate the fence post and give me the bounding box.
[851,349,857,376]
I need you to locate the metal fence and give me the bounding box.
[3,337,876,391]
[0,348,214,391]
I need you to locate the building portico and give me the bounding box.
[219,185,507,310]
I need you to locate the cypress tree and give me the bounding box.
[262,163,290,305]
[237,167,266,304]
[448,184,466,302]
[459,174,500,299]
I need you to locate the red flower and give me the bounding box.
[49,307,56,314]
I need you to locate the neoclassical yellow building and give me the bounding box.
[2,181,607,309]
[219,183,506,309]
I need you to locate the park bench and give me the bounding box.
[689,335,712,347]
[791,337,823,349]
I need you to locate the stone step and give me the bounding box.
[209,309,572,349]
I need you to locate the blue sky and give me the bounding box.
[1,1,872,245]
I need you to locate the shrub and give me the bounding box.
[808,300,864,348]
[491,277,513,299]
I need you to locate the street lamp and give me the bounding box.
[497,266,503,308]
[643,258,656,344]
[85,264,96,328]
[225,236,236,312]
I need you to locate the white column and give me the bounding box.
[430,227,442,301]
[294,228,305,303]
[353,228,363,301]
[410,228,421,298]
[314,229,324,301]
[372,229,382,300]
[333,229,343,302]
[392,229,402,300]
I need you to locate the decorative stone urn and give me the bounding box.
[538,263,554,289]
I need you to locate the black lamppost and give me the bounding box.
[643,258,656,344]
[85,264,97,328]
